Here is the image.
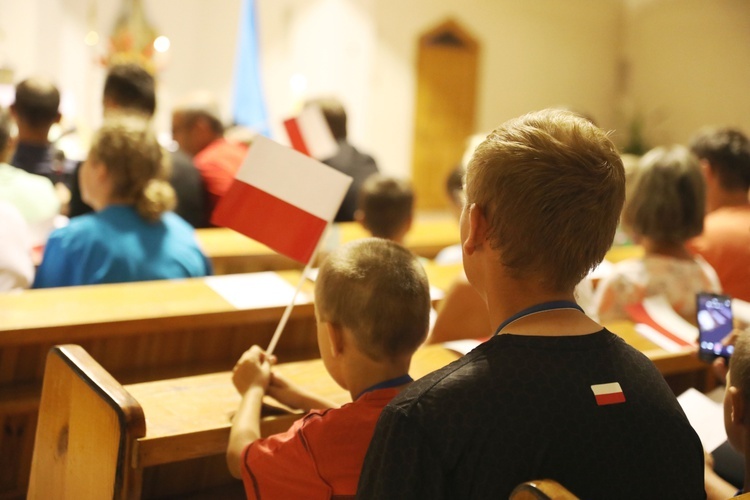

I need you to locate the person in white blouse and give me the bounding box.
[0,201,34,291]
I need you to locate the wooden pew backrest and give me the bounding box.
[28,345,146,500]
[509,479,580,500]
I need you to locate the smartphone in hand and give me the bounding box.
[697,292,734,363]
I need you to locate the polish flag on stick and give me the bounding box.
[212,135,352,354]
[283,105,339,160]
[212,135,352,263]
[591,382,626,406]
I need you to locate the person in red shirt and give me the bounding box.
[687,127,750,302]
[226,238,431,499]
[171,91,248,216]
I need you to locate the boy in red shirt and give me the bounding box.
[226,238,431,499]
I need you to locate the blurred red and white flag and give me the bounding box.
[212,135,352,263]
[283,105,339,160]
[626,295,697,352]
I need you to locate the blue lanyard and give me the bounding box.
[494,300,584,336]
[355,374,413,401]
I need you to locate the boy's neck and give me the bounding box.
[707,188,750,213]
[17,121,53,145]
[343,352,412,401]
[482,268,600,337]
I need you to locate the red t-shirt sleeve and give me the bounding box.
[240,414,330,500]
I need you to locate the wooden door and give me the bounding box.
[411,19,479,210]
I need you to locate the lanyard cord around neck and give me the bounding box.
[355,374,413,401]
[494,300,584,336]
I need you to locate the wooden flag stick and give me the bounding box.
[266,223,330,356]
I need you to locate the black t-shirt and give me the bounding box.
[322,140,378,222]
[357,330,705,499]
[12,141,76,188]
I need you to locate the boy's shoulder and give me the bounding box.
[385,342,495,416]
[386,330,649,417]
[301,388,399,436]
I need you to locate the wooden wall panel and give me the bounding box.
[412,19,479,210]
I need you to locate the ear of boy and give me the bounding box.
[729,386,746,426]
[462,203,488,256]
[322,321,353,394]
[325,321,346,357]
[354,209,371,234]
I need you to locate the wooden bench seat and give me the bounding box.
[197,218,462,274]
[0,262,462,498]
[27,344,460,499]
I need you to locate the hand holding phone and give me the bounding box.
[697,292,734,363]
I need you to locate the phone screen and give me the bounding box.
[697,293,734,362]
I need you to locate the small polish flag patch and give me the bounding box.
[591,382,626,406]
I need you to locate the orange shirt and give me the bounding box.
[688,205,750,302]
[241,388,399,500]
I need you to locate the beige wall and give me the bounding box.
[255,0,620,175]
[622,0,750,148]
[0,0,748,173]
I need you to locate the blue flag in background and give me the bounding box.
[232,0,269,136]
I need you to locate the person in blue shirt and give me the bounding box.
[33,115,212,288]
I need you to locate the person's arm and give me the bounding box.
[704,450,737,500]
[427,273,491,344]
[226,346,273,479]
[590,271,632,323]
[267,371,338,411]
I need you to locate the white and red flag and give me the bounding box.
[591,382,626,406]
[283,105,339,160]
[211,135,352,263]
[626,296,697,352]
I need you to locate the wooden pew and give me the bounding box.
[3,254,694,497]
[0,271,318,386]
[510,479,579,500]
[0,262,461,498]
[604,244,644,263]
[28,344,460,499]
[0,271,316,499]
[196,217,461,274]
[603,321,711,394]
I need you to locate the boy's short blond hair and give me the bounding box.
[466,109,625,292]
[622,146,705,245]
[358,175,414,240]
[314,238,430,361]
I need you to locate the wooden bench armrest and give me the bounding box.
[28,344,146,499]
[510,479,580,500]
